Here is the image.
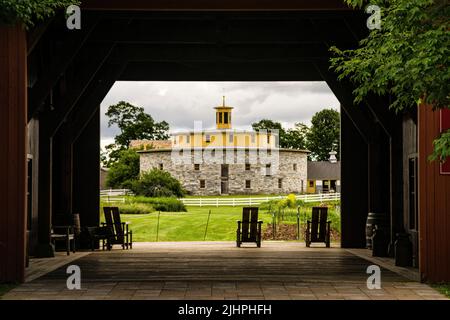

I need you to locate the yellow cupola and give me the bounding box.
[214,96,233,130]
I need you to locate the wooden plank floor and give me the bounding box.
[38,242,407,283]
[3,242,447,300]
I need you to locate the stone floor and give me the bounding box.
[3,242,447,300]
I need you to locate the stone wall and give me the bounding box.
[139,149,307,195]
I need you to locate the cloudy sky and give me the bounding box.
[100,81,340,149]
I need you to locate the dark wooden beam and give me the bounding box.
[44,44,115,137]
[108,43,331,64]
[69,63,127,144]
[89,15,359,45]
[119,61,323,81]
[82,0,352,11]
[28,15,100,120]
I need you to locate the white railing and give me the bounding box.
[179,192,340,207]
[100,189,134,203]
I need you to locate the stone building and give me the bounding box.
[137,98,308,195]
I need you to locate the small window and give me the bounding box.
[194,164,200,171]
[219,112,223,124]
[200,180,206,188]
[205,134,211,143]
[278,178,283,189]
[229,133,234,143]
[293,164,297,171]
[245,163,251,171]
[224,112,229,124]
[245,180,251,189]
[265,164,271,176]
[309,180,314,187]
[267,149,271,155]
[159,163,163,170]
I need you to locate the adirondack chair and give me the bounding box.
[102,207,133,250]
[50,213,80,255]
[305,206,331,247]
[236,207,263,247]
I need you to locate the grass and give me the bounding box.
[0,284,16,298]
[432,283,450,298]
[100,200,341,242]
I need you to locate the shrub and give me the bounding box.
[112,203,154,215]
[286,194,297,208]
[129,196,187,212]
[132,169,186,198]
[106,149,140,189]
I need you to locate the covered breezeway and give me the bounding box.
[1,0,449,285]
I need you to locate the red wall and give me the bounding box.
[418,105,450,282]
[0,24,28,283]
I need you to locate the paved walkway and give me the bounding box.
[3,242,447,300]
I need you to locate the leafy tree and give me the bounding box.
[306,109,340,161]
[105,101,169,165]
[330,0,449,162]
[106,149,140,189]
[132,168,186,198]
[285,123,309,150]
[251,119,289,148]
[0,0,79,28]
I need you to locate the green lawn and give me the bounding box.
[432,283,450,298]
[0,284,16,299]
[108,207,273,242]
[101,203,341,242]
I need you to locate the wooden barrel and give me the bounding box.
[366,212,387,248]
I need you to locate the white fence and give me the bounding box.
[100,189,134,203]
[179,193,340,207]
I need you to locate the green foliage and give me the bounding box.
[306,109,340,161]
[331,0,450,160]
[128,196,187,212]
[104,101,169,165]
[132,168,186,198]
[429,129,450,162]
[114,203,155,215]
[0,0,79,28]
[106,149,140,189]
[251,119,288,147]
[285,123,309,150]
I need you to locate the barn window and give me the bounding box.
[245,163,251,171]
[194,164,200,171]
[159,163,163,170]
[293,164,297,171]
[278,178,283,189]
[245,180,251,189]
[200,180,206,188]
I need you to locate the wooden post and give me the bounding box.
[0,24,28,283]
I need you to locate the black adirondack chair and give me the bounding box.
[102,207,133,250]
[305,206,331,247]
[237,207,263,247]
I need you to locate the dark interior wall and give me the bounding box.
[0,24,28,283]
[72,109,100,229]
